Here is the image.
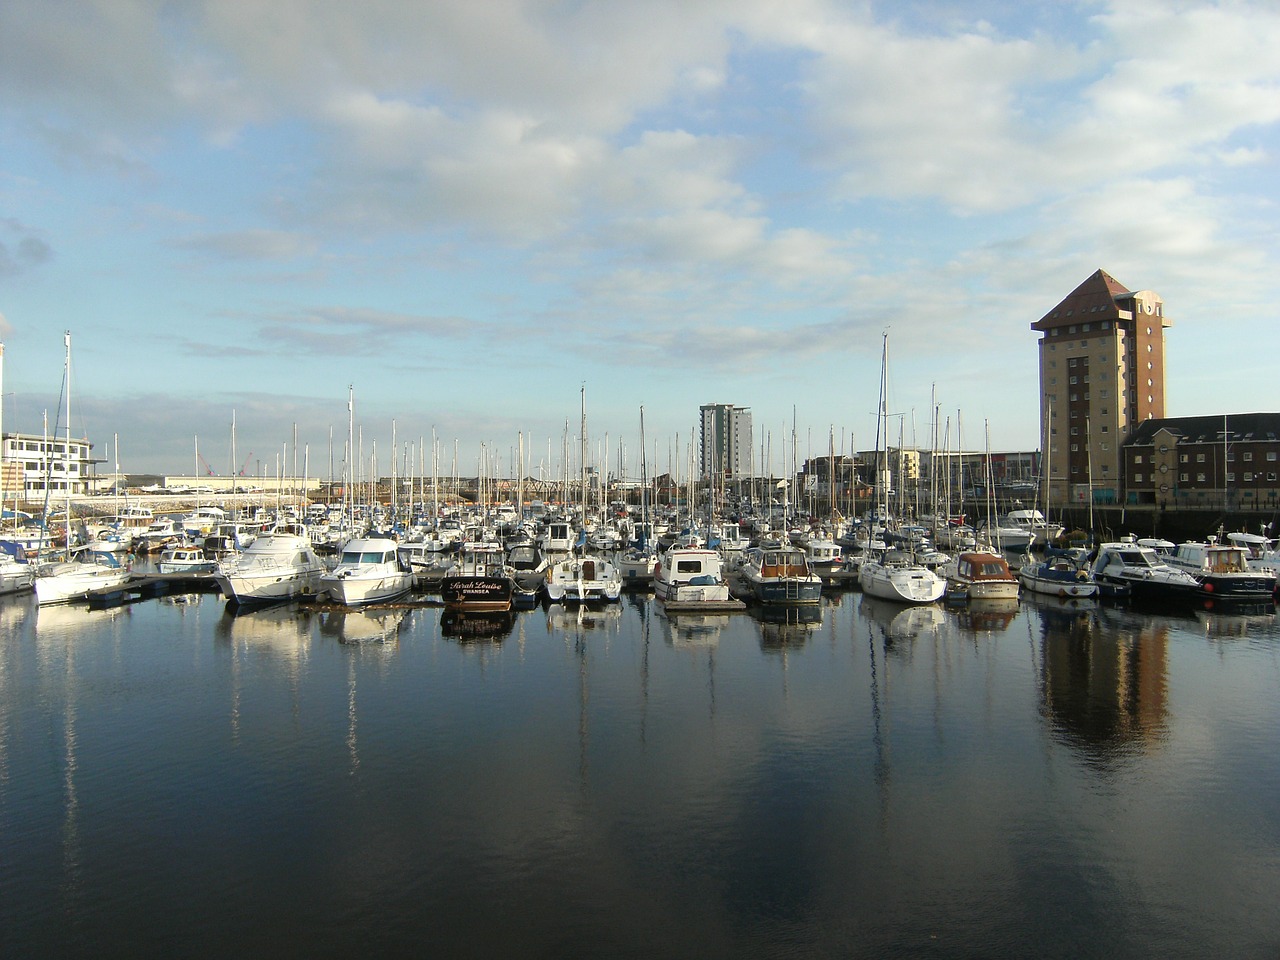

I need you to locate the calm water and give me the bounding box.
[1,587,1278,959]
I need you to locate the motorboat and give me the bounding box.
[0,547,35,595]
[1002,508,1064,547]
[134,517,187,553]
[320,536,414,607]
[1226,531,1280,576]
[1168,539,1276,601]
[181,505,227,537]
[1090,538,1204,603]
[653,547,743,611]
[34,549,132,605]
[858,548,946,605]
[805,535,844,582]
[440,541,515,612]
[1017,552,1099,599]
[157,543,218,575]
[739,546,823,605]
[944,550,1020,601]
[214,526,325,605]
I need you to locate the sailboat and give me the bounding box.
[35,333,134,605]
[544,387,622,604]
[617,406,657,586]
[857,333,945,605]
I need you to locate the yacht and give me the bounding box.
[944,550,1020,601]
[158,543,218,575]
[739,546,823,605]
[320,536,414,607]
[214,526,325,605]
[653,547,742,611]
[1090,538,1204,603]
[440,541,515,612]
[1168,539,1276,601]
[0,549,35,595]
[35,550,132,605]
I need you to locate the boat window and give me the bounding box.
[341,551,362,564]
[676,560,703,574]
[980,563,1007,576]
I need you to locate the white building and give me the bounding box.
[1,432,97,501]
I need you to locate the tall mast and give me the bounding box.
[64,331,72,558]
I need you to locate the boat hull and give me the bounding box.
[324,572,414,607]
[858,564,946,604]
[440,575,514,612]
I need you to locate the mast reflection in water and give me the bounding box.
[1,591,1277,959]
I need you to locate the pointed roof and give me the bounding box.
[1031,268,1131,331]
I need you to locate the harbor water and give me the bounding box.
[2,588,1278,958]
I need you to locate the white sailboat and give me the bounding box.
[35,333,133,604]
[544,387,622,604]
[857,333,945,605]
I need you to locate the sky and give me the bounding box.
[1,0,1277,482]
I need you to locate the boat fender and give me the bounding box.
[1203,581,1214,592]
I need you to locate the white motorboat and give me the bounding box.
[1090,538,1203,603]
[182,505,227,537]
[319,536,414,607]
[858,549,946,605]
[0,549,35,595]
[1002,508,1064,547]
[805,535,843,581]
[157,544,218,575]
[653,547,742,611]
[214,526,325,605]
[35,550,132,605]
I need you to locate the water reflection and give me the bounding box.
[440,608,515,643]
[660,610,727,647]
[954,597,1020,633]
[215,602,315,661]
[1037,599,1170,759]
[34,600,131,638]
[320,607,410,644]
[544,602,623,637]
[859,595,945,644]
[1192,603,1277,643]
[752,604,821,651]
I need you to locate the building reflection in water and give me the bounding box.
[1035,599,1170,759]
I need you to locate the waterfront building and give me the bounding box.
[699,403,752,481]
[1,431,98,502]
[1122,412,1280,511]
[1032,269,1170,505]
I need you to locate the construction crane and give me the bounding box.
[237,452,254,477]
[196,452,217,476]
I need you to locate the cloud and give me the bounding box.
[0,218,53,277]
[176,229,318,261]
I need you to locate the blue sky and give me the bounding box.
[1,0,1277,481]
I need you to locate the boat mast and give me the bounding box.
[63,331,72,559]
